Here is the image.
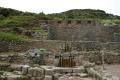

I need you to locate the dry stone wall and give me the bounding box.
[0,40,29,52]
[48,20,102,41]
[46,20,120,42]
[1,40,120,53]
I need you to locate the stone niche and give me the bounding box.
[57,52,76,67]
[56,42,78,67]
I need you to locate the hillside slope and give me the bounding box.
[0,7,120,41]
[0,7,35,19]
[47,9,120,20]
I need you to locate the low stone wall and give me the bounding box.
[0,40,29,52]
[105,42,120,51]
[0,40,120,53]
[27,41,120,53]
[28,40,63,52]
[82,51,120,64]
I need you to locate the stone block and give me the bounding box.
[73,66,85,73]
[21,65,30,75]
[28,67,44,77]
[54,68,73,73]
[7,77,17,80]
[7,76,20,80]
[79,73,89,78]
[31,77,35,80]
[44,76,52,80]
[35,77,44,80]
[58,75,69,80]
[31,77,43,80]
[45,69,54,76]
[54,73,62,79]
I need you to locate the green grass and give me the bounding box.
[0,16,36,27]
[0,32,28,42]
[33,27,48,35]
[101,19,120,26]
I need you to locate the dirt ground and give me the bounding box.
[98,64,120,78]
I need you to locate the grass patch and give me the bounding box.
[0,16,36,27]
[101,19,120,26]
[33,27,48,35]
[0,32,28,42]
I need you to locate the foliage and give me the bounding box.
[0,7,35,18]
[101,19,120,26]
[0,16,37,27]
[35,12,52,20]
[33,27,48,35]
[0,7,120,29]
[0,32,28,42]
[47,9,120,20]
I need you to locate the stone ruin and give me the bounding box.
[46,20,120,42]
[0,20,120,80]
[0,43,119,80]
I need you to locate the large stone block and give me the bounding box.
[28,67,44,77]
[7,75,21,80]
[31,77,43,80]
[35,77,44,80]
[72,66,85,73]
[21,65,30,75]
[45,69,54,76]
[54,68,73,73]
[44,76,52,80]
[7,77,17,80]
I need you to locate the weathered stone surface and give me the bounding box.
[35,77,44,80]
[44,76,52,80]
[7,77,17,80]
[112,76,119,80]
[79,73,89,78]
[72,66,85,73]
[31,77,35,80]
[83,61,95,68]
[54,73,62,80]
[28,67,44,77]
[7,75,21,80]
[31,77,43,80]
[58,75,69,80]
[45,69,54,76]
[10,64,23,71]
[54,68,73,73]
[41,66,54,76]
[21,65,30,75]
[69,76,81,80]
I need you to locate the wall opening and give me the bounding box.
[57,21,62,24]
[67,20,71,24]
[77,20,81,24]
